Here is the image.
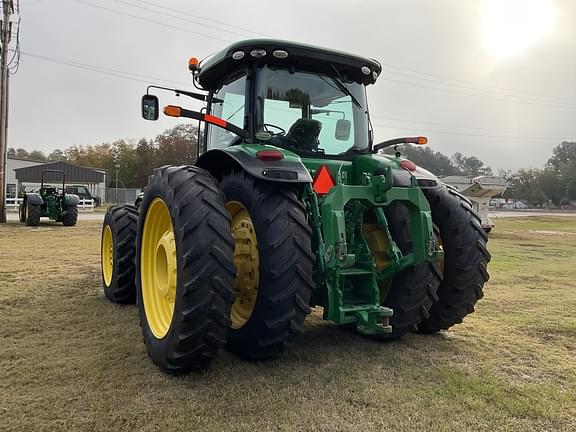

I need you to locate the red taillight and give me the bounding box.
[400,160,417,171]
[256,150,284,161]
[312,165,335,195]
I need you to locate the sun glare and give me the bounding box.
[483,0,555,58]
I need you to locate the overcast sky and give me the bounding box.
[7,0,576,170]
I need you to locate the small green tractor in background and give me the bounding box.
[101,40,490,373]
[19,169,79,226]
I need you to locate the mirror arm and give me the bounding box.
[165,106,249,140]
[372,136,428,153]
[147,85,208,102]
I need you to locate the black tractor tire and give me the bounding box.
[62,205,78,226]
[19,203,26,222]
[136,166,235,374]
[417,186,491,333]
[101,205,138,304]
[221,172,314,360]
[26,203,41,226]
[376,202,441,338]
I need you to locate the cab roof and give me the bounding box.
[197,39,382,89]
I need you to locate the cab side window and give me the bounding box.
[207,74,246,150]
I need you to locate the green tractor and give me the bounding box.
[19,169,79,227]
[101,40,490,373]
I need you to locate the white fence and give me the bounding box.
[106,188,140,205]
[5,197,96,211]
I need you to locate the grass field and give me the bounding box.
[1,217,575,431]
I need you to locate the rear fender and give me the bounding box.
[25,193,44,206]
[412,165,441,189]
[64,194,80,206]
[196,146,312,183]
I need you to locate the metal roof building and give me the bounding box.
[6,159,107,205]
[14,160,106,184]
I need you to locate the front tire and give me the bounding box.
[62,205,78,226]
[136,166,235,373]
[417,186,491,333]
[101,205,138,304]
[221,172,314,360]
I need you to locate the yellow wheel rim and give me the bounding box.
[226,201,259,329]
[362,222,391,273]
[141,198,177,339]
[101,224,114,287]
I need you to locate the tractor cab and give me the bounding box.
[142,40,427,184]
[196,40,380,158]
[143,40,386,158]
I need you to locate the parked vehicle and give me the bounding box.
[20,170,79,226]
[65,185,101,207]
[100,40,490,373]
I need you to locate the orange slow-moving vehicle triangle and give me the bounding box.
[312,165,335,195]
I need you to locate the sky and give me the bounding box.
[6,0,576,171]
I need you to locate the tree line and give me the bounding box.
[502,141,576,206]
[7,126,576,206]
[8,124,200,188]
[386,141,576,206]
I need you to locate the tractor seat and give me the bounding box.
[285,118,322,151]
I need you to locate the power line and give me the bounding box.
[8,14,21,74]
[372,114,575,139]
[130,0,271,38]
[379,68,576,108]
[71,0,235,44]
[379,76,576,110]
[16,50,193,87]
[14,50,576,141]
[109,0,257,39]
[71,0,576,111]
[373,122,571,140]
[379,62,576,105]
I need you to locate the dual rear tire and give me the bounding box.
[380,202,441,337]
[222,172,314,360]
[101,167,312,373]
[101,205,139,304]
[368,185,490,337]
[417,186,491,333]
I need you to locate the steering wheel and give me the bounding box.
[263,123,286,136]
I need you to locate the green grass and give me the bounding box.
[0,217,575,431]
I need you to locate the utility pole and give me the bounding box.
[0,0,14,223]
[115,164,120,205]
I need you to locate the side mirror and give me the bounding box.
[335,119,351,141]
[142,95,159,121]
